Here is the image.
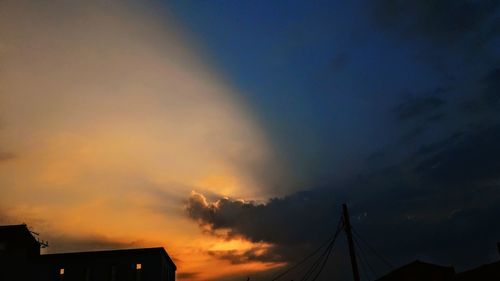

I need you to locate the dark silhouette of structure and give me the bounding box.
[0,224,176,281]
[267,204,500,281]
[375,260,455,281]
[343,203,361,281]
[455,260,500,281]
[375,242,500,281]
[375,259,500,281]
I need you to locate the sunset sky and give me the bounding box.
[1,1,500,280]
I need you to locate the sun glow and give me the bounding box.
[0,1,284,280]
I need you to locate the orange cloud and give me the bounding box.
[0,0,287,280]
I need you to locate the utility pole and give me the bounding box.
[342,203,361,281]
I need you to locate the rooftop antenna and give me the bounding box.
[37,238,49,249]
[27,225,49,249]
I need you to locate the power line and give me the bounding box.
[300,225,341,281]
[308,233,337,281]
[269,218,343,281]
[352,227,393,269]
[355,248,371,281]
[301,218,344,281]
[299,240,333,281]
[309,239,335,281]
[353,235,377,281]
[269,236,333,281]
[352,234,372,281]
[269,205,393,281]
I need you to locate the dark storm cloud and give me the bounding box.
[207,246,283,265]
[482,68,500,104]
[394,96,447,142]
[184,189,367,274]
[412,132,464,158]
[186,122,500,273]
[394,96,445,121]
[416,125,500,184]
[186,192,338,247]
[372,0,500,46]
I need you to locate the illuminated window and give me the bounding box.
[136,263,142,281]
[59,268,65,275]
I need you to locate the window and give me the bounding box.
[136,263,142,281]
[59,268,65,275]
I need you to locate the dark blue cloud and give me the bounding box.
[371,0,500,47]
[464,68,500,113]
[393,97,445,121]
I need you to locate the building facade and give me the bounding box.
[0,224,176,281]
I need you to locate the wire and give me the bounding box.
[355,235,377,276]
[355,249,371,281]
[309,237,336,281]
[269,218,343,281]
[269,237,332,281]
[300,219,343,281]
[352,235,370,281]
[301,220,344,281]
[300,236,335,281]
[352,227,393,269]
[353,235,377,281]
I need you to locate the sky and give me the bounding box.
[0,1,500,280]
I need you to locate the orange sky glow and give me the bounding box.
[0,1,288,280]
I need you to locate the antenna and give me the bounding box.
[27,225,49,249]
[37,238,49,249]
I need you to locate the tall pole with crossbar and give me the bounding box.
[343,203,361,281]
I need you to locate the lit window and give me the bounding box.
[136,263,142,270]
[59,268,65,275]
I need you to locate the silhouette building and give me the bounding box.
[0,224,176,281]
[376,254,500,281]
[375,260,455,281]
[455,260,500,281]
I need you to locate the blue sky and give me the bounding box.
[166,1,500,192]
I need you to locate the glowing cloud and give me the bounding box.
[0,0,284,280]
